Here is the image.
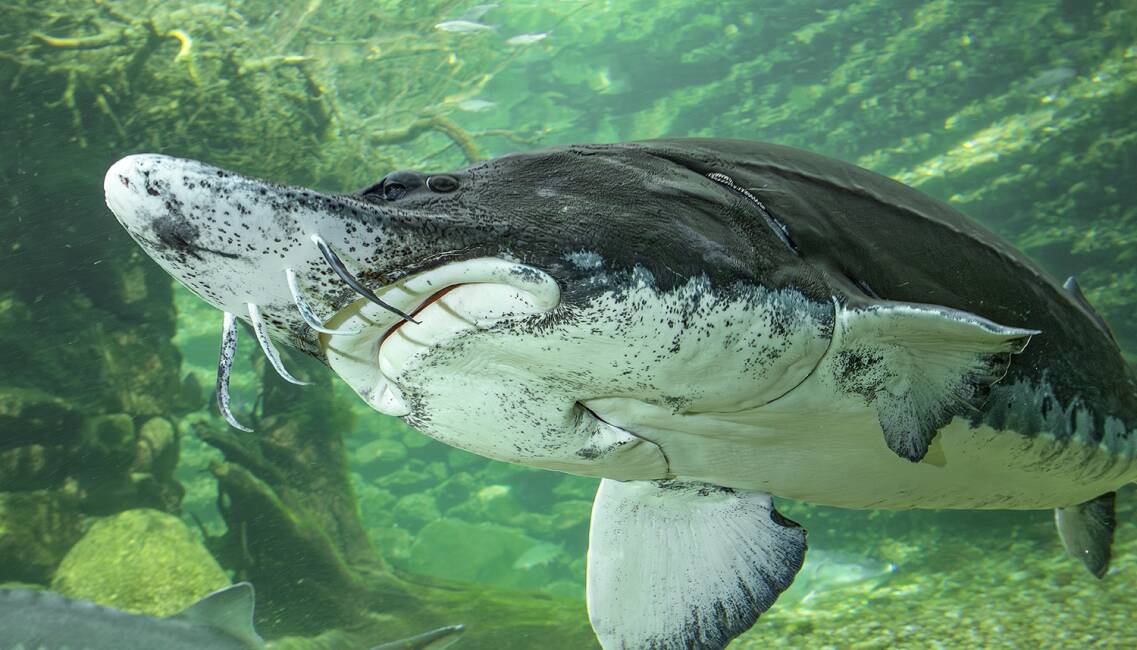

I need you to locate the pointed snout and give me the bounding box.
[102,152,318,321]
[104,153,167,234]
[101,153,435,359]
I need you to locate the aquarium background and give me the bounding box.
[1,0,1136,648]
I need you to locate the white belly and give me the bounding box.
[584,389,1137,510]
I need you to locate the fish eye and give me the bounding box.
[359,180,385,197]
[372,171,423,200]
[383,182,407,201]
[427,175,458,193]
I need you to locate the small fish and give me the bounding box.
[779,549,896,605]
[435,20,496,33]
[1024,66,1077,91]
[506,32,548,46]
[0,582,263,649]
[457,99,496,112]
[512,541,564,570]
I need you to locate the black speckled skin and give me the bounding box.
[363,139,1135,439]
[627,139,1136,439]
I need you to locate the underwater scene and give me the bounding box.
[2,0,1137,648]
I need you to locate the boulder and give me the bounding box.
[431,472,477,510]
[445,447,483,471]
[0,386,82,451]
[406,518,553,591]
[77,413,135,473]
[374,467,433,493]
[133,416,178,479]
[0,489,82,583]
[401,429,433,450]
[393,492,440,532]
[0,444,67,491]
[352,438,407,477]
[550,499,594,531]
[51,509,229,616]
[354,480,397,528]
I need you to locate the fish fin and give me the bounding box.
[825,301,1037,462]
[586,479,806,650]
[370,624,465,650]
[174,582,264,647]
[1063,276,1116,342]
[1055,492,1116,578]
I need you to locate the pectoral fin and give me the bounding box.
[1056,492,1116,578]
[586,479,806,650]
[824,301,1037,462]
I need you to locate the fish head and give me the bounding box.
[103,154,503,359]
[104,141,834,477]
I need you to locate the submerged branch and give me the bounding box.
[368,113,482,162]
[31,30,123,49]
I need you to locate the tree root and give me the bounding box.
[31,30,123,50]
[368,113,482,162]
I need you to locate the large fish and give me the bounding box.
[0,583,263,650]
[103,139,1137,649]
[0,582,464,650]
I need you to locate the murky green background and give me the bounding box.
[1,1,1136,648]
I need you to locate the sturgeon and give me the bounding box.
[0,583,262,650]
[0,582,464,650]
[103,139,1137,649]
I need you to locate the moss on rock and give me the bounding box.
[406,518,554,591]
[50,508,229,616]
[0,489,82,584]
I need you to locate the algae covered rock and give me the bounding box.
[0,386,83,451]
[353,438,408,475]
[406,518,554,591]
[0,445,67,492]
[550,499,594,532]
[393,492,441,532]
[355,480,398,528]
[432,471,478,510]
[51,509,229,616]
[0,489,82,584]
[445,447,483,471]
[77,413,135,473]
[133,416,178,479]
[375,467,434,493]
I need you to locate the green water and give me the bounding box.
[2,1,1136,648]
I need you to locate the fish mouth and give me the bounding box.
[379,284,463,348]
[320,257,561,419]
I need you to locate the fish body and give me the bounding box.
[1024,66,1077,91]
[778,549,895,605]
[434,20,495,33]
[104,139,1137,649]
[0,583,262,650]
[506,32,548,45]
[456,99,496,112]
[512,542,564,570]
